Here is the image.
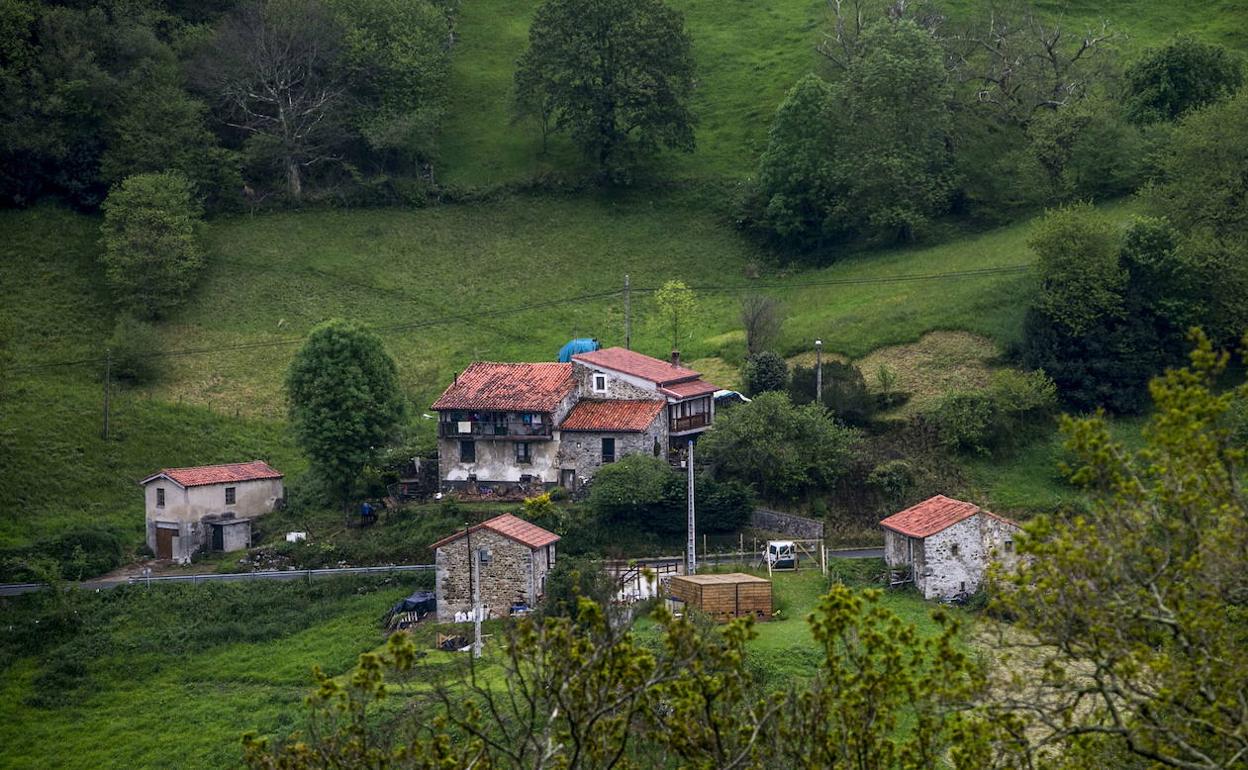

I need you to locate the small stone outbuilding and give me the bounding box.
[880,494,1021,601]
[431,514,559,622]
[139,460,284,563]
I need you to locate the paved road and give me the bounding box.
[0,564,435,597]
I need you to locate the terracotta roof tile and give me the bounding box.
[141,460,283,488]
[660,379,719,399]
[573,347,701,385]
[879,495,985,538]
[559,400,665,432]
[432,362,575,412]
[430,513,560,550]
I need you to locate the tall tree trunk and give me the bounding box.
[287,160,302,200]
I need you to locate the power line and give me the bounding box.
[10,263,1033,374]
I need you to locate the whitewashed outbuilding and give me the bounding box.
[880,494,1021,601]
[139,460,284,563]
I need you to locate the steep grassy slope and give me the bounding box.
[436,0,1248,187]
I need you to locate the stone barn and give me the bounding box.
[431,514,559,622]
[879,494,1021,601]
[139,460,284,563]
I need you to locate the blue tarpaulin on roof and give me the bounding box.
[558,337,600,362]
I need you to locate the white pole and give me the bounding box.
[815,339,823,406]
[472,546,482,658]
[686,440,696,576]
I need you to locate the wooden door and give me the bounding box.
[211,524,224,551]
[560,469,576,490]
[156,527,174,560]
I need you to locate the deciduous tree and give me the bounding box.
[99,171,205,319]
[654,279,696,353]
[1124,36,1244,124]
[514,0,695,182]
[991,332,1248,769]
[699,391,860,501]
[286,319,404,509]
[195,0,349,200]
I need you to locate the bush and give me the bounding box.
[789,361,877,427]
[589,455,683,533]
[540,556,617,619]
[866,459,916,501]
[699,391,861,502]
[106,316,162,385]
[743,351,789,396]
[924,369,1057,455]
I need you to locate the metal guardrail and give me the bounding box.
[0,564,435,596]
[124,564,435,586]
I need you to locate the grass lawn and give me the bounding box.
[0,576,426,770]
[635,565,961,682]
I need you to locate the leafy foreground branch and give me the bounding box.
[243,590,992,769]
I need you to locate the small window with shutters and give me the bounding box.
[225,487,236,505]
[601,437,616,463]
[156,488,165,508]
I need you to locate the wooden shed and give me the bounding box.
[668,573,772,622]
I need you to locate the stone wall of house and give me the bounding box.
[916,513,1020,600]
[572,361,660,400]
[752,509,825,539]
[435,529,555,622]
[556,410,668,488]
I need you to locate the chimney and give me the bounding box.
[453,370,459,383]
[670,350,680,367]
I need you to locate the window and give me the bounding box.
[601,437,616,463]
[1004,540,1013,553]
[225,487,236,505]
[593,373,606,392]
[516,442,532,464]
[460,440,476,463]
[156,488,165,508]
[950,543,959,557]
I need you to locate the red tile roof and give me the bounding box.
[660,379,719,399]
[140,460,283,488]
[573,347,701,385]
[559,399,665,432]
[879,495,985,538]
[430,513,560,550]
[432,362,575,412]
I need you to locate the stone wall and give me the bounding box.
[572,361,660,400]
[751,508,825,539]
[916,513,1020,600]
[434,528,555,621]
[556,411,668,488]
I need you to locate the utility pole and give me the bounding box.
[686,439,696,576]
[102,348,112,440]
[815,339,823,406]
[624,274,632,350]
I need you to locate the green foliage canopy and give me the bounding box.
[99,171,205,319]
[699,391,860,501]
[1124,36,1244,124]
[743,351,788,396]
[286,319,404,507]
[514,0,696,182]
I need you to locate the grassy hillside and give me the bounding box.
[0,576,422,769]
[3,194,1147,556]
[435,0,1248,187]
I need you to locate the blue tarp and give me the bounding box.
[558,337,600,362]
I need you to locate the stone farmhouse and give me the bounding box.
[879,494,1021,601]
[431,513,560,622]
[139,460,284,563]
[431,347,719,494]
